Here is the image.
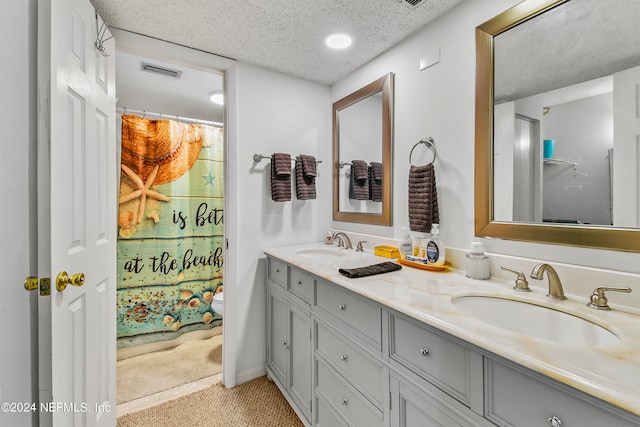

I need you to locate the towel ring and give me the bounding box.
[409,137,436,165]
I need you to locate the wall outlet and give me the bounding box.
[420,48,441,71]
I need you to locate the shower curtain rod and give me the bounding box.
[116,107,223,127]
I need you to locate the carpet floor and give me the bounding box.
[117,335,223,404]
[116,375,304,427]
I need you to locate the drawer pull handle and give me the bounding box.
[341,398,348,405]
[340,354,348,361]
[338,304,346,311]
[419,347,430,356]
[547,416,562,427]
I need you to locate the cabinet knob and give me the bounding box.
[297,280,302,286]
[276,269,280,273]
[338,304,346,311]
[340,354,348,361]
[282,340,288,350]
[419,347,430,356]
[547,416,562,427]
[341,398,348,405]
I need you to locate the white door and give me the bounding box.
[613,64,640,227]
[38,0,117,425]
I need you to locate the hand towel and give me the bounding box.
[271,153,291,202]
[408,163,439,233]
[300,154,317,178]
[348,160,369,200]
[295,155,316,200]
[339,261,402,278]
[369,162,383,202]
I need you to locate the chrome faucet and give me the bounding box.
[331,231,353,249]
[530,263,566,300]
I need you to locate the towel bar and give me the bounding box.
[253,153,322,164]
[409,137,436,165]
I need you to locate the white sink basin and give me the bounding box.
[295,247,349,259]
[452,295,619,346]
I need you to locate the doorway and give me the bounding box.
[113,39,226,413]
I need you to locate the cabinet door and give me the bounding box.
[267,284,287,386]
[391,375,460,427]
[288,298,312,421]
[390,374,488,427]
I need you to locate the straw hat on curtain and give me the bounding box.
[120,114,203,186]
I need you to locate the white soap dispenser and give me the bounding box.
[399,227,412,258]
[465,241,490,280]
[426,223,445,266]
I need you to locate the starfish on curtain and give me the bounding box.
[119,164,171,224]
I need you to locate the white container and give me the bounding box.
[400,227,412,257]
[465,242,490,280]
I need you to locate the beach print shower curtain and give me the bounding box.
[116,114,224,348]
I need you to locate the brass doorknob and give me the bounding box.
[56,271,85,292]
[24,277,39,291]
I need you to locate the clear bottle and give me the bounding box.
[399,227,412,258]
[426,224,445,266]
[465,241,490,280]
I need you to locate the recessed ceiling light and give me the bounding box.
[325,33,352,49]
[209,91,224,105]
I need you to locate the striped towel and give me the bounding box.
[271,153,291,202]
[348,160,369,200]
[408,163,439,232]
[295,155,316,200]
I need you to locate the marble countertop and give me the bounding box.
[264,243,640,417]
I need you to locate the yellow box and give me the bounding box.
[374,245,400,259]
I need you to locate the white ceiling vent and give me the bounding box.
[396,0,425,10]
[140,62,182,79]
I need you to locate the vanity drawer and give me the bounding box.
[315,395,349,427]
[268,257,287,288]
[315,279,382,350]
[315,321,383,408]
[289,267,314,303]
[315,359,384,427]
[485,359,640,427]
[389,313,482,408]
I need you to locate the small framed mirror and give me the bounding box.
[333,73,393,225]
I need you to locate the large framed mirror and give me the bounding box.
[333,73,393,225]
[475,0,640,252]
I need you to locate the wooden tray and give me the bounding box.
[397,258,451,272]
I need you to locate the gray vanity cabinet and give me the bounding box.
[266,271,312,425]
[265,256,640,427]
[485,358,640,427]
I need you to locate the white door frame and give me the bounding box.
[112,29,239,387]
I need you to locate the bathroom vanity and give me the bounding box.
[264,243,640,427]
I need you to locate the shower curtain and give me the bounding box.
[116,114,224,348]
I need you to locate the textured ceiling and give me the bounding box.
[92,0,463,85]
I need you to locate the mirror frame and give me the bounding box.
[475,0,640,252]
[333,73,394,225]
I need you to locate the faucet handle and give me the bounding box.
[355,241,367,252]
[587,286,632,310]
[501,266,531,292]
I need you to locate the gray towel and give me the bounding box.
[408,163,439,232]
[369,162,383,202]
[339,261,402,278]
[295,155,316,200]
[349,160,369,200]
[271,153,291,202]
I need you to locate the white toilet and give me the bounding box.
[211,292,224,316]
